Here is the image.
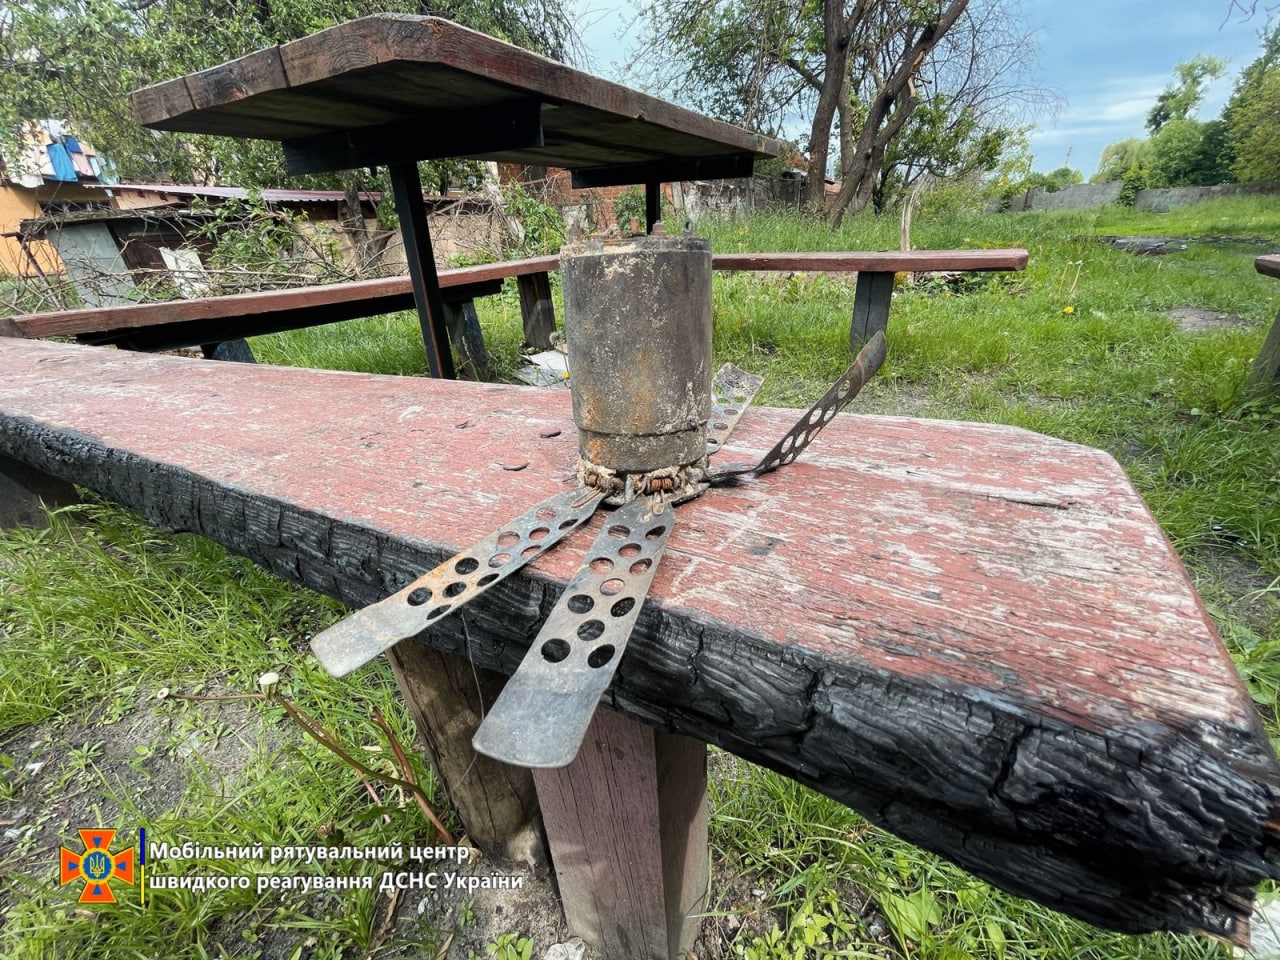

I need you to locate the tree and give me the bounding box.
[1145,54,1228,133]
[1224,20,1280,182]
[632,0,1044,224]
[1145,117,1232,186]
[1092,138,1150,182]
[0,0,578,188]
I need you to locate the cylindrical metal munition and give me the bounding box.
[562,234,712,475]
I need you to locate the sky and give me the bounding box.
[566,0,1271,177]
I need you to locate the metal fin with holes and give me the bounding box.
[472,496,675,767]
[310,488,604,676]
[709,330,886,482]
[707,363,765,454]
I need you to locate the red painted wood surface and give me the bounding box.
[713,248,1028,273]
[0,336,1274,939]
[6,250,1026,341]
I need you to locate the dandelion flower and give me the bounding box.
[1063,305,1075,315]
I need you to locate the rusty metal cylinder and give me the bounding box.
[562,235,712,474]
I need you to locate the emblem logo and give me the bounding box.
[59,829,135,903]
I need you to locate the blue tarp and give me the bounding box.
[45,142,77,181]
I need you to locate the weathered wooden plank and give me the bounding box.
[714,249,1029,273]
[516,272,556,350]
[385,640,546,867]
[533,708,672,960]
[130,15,782,173]
[442,299,491,381]
[0,337,1275,940]
[9,251,1022,346]
[9,257,556,343]
[1250,256,1280,391]
[532,711,708,959]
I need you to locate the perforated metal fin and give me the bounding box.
[472,495,675,767]
[707,363,764,454]
[709,331,886,482]
[309,488,604,676]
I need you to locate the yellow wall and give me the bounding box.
[0,182,109,278]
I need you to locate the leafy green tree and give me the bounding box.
[1229,69,1280,181]
[1224,21,1280,182]
[1145,54,1229,133]
[1092,138,1150,183]
[1146,117,1233,186]
[0,0,576,187]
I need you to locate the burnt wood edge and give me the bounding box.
[0,413,1277,940]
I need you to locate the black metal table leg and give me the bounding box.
[389,161,457,380]
[645,181,661,233]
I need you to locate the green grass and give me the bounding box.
[3,197,1279,959]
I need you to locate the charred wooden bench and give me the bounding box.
[1251,255,1280,391]
[2,337,1277,955]
[2,248,1026,370]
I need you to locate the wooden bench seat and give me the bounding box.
[0,335,1275,944]
[2,248,1027,367]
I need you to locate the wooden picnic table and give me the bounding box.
[131,14,782,379]
[2,337,1278,951]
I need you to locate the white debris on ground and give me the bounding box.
[1238,898,1280,959]
[543,938,586,960]
[515,350,570,388]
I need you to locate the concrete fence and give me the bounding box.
[1002,180,1280,213]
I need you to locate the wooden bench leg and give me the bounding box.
[442,299,492,381]
[850,270,895,349]
[0,454,78,529]
[1249,309,1280,392]
[533,707,709,960]
[200,340,256,363]
[517,272,556,351]
[386,640,547,867]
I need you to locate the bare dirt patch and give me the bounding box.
[1166,306,1252,332]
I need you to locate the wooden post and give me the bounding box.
[850,270,895,349]
[517,272,557,350]
[1248,309,1280,392]
[533,708,708,960]
[0,453,78,529]
[440,299,492,381]
[386,640,547,868]
[389,161,456,380]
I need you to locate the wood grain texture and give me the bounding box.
[0,338,1275,940]
[533,708,671,960]
[1251,257,1280,390]
[517,272,556,350]
[129,15,781,172]
[8,257,557,343]
[714,249,1029,273]
[8,250,1023,346]
[386,640,546,868]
